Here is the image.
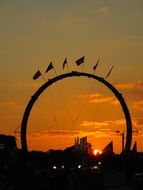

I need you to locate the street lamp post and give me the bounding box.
[116,131,125,153]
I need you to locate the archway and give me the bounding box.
[21,71,132,155]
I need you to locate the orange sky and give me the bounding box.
[0,1,143,153]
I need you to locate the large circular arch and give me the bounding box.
[21,71,132,155]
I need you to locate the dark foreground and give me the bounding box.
[0,162,143,190]
[0,143,143,190]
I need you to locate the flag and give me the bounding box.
[63,57,67,69]
[75,56,85,66]
[132,141,137,153]
[45,62,54,73]
[93,58,100,71]
[106,66,114,78]
[33,70,41,80]
[102,141,113,155]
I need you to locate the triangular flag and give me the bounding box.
[106,66,114,78]
[102,141,113,155]
[93,59,100,71]
[33,70,42,80]
[132,141,137,153]
[45,62,54,73]
[75,56,85,66]
[63,58,67,69]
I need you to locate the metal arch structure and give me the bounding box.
[21,71,132,155]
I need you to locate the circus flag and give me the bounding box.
[93,58,100,71]
[63,57,67,69]
[106,66,114,78]
[75,56,85,66]
[132,141,137,153]
[45,62,54,73]
[102,141,113,155]
[33,70,42,80]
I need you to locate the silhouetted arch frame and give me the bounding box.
[21,71,132,155]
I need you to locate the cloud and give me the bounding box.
[131,118,143,135]
[81,119,125,129]
[80,93,118,105]
[15,81,42,89]
[26,118,143,151]
[97,6,110,14]
[27,128,111,140]
[89,96,118,104]
[0,101,17,107]
[80,118,143,136]
[132,118,143,127]
[81,120,109,128]
[115,81,143,108]
[80,119,127,138]
[26,128,114,151]
[84,93,101,99]
[132,100,143,111]
[83,118,143,134]
[28,129,82,138]
[115,81,143,90]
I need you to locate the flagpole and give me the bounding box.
[41,74,47,82]
[93,64,95,74]
[93,58,100,74]
[81,56,85,72]
[105,66,114,79]
[66,63,69,72]
[63,57,69,73]
[81,62,84,72]
[93,66,96,74]
[33,70,46,82]
[53,67,58,76]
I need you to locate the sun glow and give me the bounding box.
[93,149,102,156]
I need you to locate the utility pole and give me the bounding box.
[116,127,138,153]
[122,132,125,152]
[116,131,125,152]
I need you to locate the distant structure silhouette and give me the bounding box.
[0,134,17,169]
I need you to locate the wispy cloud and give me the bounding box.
[0,101,17,107]
[89,96,118,104]
[81,119,125,129]
[26,118,143,151]
[81,120,109,128]
[115,81,143,109]
[27,128,111,140]
[28,130,82,138]
[115,81,143,90]
[27,128,113,151]
[15,81,42,89]
[132,100,143,111]
[80,93,118,105]
[81,118,143,136]
[97,6,110,14]
[27,118,143,137]
[133,118,143,127]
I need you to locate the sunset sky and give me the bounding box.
[0,0,143,153]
